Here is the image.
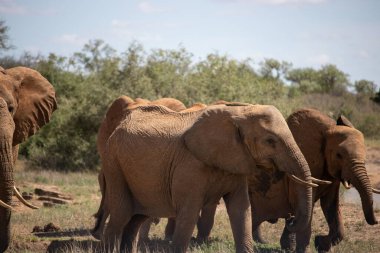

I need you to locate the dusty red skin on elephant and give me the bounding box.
[93,96,194,241]
[95,103,312,253]
[250,108,379,253]
[0,66,57,252]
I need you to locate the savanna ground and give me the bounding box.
[7,140,380,253]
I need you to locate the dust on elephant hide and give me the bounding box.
[93,96,194,241]
[94,104,314,253]
[0,66,57,252]
[251,108,379,253]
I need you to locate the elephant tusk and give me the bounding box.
[288,175,318,188]
[13,186,39,209]
[373,188,380,194]
[0,199,13,210]
[342,181,352,190]
[311,177,332,185]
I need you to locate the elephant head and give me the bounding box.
[0,66,57,252]
[288,108,379,226]
[184,105,314,232]
[324,116,379,225]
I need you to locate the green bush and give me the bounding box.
[1,40,379,171]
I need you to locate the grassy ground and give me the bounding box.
[7,144,380,253]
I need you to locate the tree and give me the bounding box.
[259,58,292,81]
[355,79,377,97]
[286,68,320,94]
[0,20,13,53]
[317,64,349,94]
[372,88,380,104]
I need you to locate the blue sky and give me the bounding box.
[1,0,380,85]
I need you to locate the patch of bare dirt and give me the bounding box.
[12,186,73,212]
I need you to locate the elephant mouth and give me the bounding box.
[341,179,352,189]
[255,158,274,169]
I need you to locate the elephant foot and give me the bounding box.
[314,235,332,253]
[295,246,311,253]
[280,231,296,252]
[91,227,102,240]
[195,235,210,245]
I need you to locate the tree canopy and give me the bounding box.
[1,39,379,171]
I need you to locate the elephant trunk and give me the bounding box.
[351,165,378,225]
[284,143,313,233]
[0,136,14,253]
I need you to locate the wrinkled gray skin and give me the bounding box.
[94,104,313,253]
[92,96,188,241]
[189,108,379,253]
[0,66,57,252]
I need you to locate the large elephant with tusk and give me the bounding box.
[249,108,379,252]
[94,103,315,253]
[189,108,379,252]
[0,66,57,252]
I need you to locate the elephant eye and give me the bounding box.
[336,153,343,159]
[8,105,14,114]
[265,137,276,147]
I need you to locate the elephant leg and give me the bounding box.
[295,220,312,253]
[223,185,254,253]
[92,172,109,240]
[171,208,200,253]
[0,204,11,253]
[165,218,176,240]
[103,161,132,252]
[120,214,149,253]
[280,220,296,252]
[196,203,218,243]
[315,183,344,253]
[139,217,159,241]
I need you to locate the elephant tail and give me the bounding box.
[91,171,108,240]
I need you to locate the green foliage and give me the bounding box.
[1,40,379,171]
[286,64,350,96]
[355,79,377,97]
[373,88,380,104]
[0,20,13,53]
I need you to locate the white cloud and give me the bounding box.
[0,0,26,14]
[215,0,326,5]
[255,0,326,4]
[308,53,331,65]
[54,34,87,46]
[138,1,166,13]
[110,19,163,43]
[358,49,369,59]
[0,0,56,15]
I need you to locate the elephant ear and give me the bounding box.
[6,67,57,145]
[337,115,355,128]
[184,107,256,174]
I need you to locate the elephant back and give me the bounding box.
[287,108,335,178]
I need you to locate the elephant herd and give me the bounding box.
[0,67,379,253]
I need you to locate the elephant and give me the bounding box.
[92,98,261,242]
[186,108,379,253]
[252,108,379,252]
[92,96,193,240]
[95,103,315,253]
[0,66,57,252]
